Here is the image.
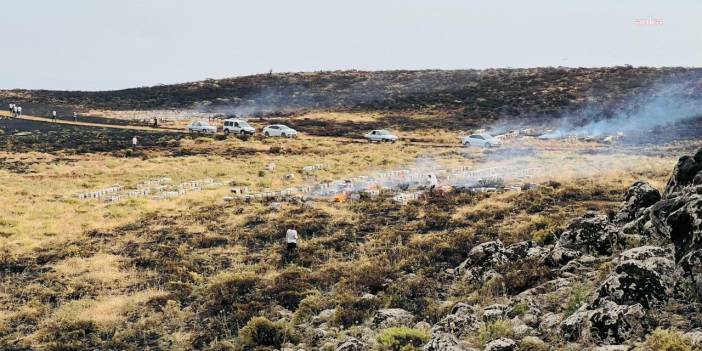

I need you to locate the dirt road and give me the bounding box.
[0,111,183,133]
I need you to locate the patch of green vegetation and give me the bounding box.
[377,327,429,351]
[563,284,589,318]
[478,320,513,346]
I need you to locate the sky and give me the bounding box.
[1,0,700,91]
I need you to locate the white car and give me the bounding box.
[223,118,256,136]
[365,130,398,143]
[186,120,217,134]
[263,124,298,138]
[461,133,502,147]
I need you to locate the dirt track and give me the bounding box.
[0,111,183,133]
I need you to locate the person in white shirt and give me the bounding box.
[16,106,21,117]
[73,112,78,122]
[286,225,298,253]
[427,173,438,194]
[132,136,138,149]
[8,103,13,117]
[51,110,57,122]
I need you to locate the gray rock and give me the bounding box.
[336,337,366,351]
[679,249,702,286]
[557,212,621,256]
[482,304,507,322]
[483,338,516,351]
[596,254,675,308]
[561,301,646,344]
[665,195,702,262]
[594,346,631,351]
[423,333,465,351]
[663,151,702,198]
[614,181,661,224]
[456,241,508,283]
[313,308,336,325]
[684,331,702,348]
[371,308,415,329]
[538,312,563,332]
[432,303,481,338]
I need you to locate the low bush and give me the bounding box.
[636,328,693,351]
[518,336,548,351]
[238,317,296,349]
[332,294,382,328]
[377,327,429,351]
[478,320,513,346]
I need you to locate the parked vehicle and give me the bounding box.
[263,124,298,138]
[186,120,217,134]
[365,130,398,143]
[223,118,256,136]
[461,133,502,147]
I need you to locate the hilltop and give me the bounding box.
[2,67,702,121]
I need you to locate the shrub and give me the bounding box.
[478,320,513,346]
[518,336,548,351]
[332,294,382,328]
[377,327,429,351]
[563,284,589,318]
[509,302,529,316]
[238,317,295,349]
[266,265,313,310]
[292,291,335,324]
[637,328,693,351]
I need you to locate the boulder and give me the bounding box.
[423,333,466,351]
[557,212,621,256]
[371,308,415,329]
[663,151,702,198]
[432,303,481,338]
[560,301,646,344]
[679,249,702,286]
[336,337,366,351]
[596,255,675,308]
[456,241,508,283]
[483,338,516,351]
[589,302,646,344]
[665,196,702,262]
[614,181,661,224]
[482,304,507,322]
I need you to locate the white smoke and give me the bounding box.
[541,77,702,139]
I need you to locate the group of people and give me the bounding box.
[7,103,22,118]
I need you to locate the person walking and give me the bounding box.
[16,106,21,117]
[286,225,298,254]
[51,110,57,122]
[73,112,78,122]
[11,104,17,118]
[131,136,138,149]
[8,103,14,117]
[427,173,438,194]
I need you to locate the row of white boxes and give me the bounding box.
[301,163,328,172]
[77,178,224,203]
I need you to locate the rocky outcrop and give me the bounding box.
[596,248,675,308]
[483,338,516,351]
[423,333,466,351]
[614,181,661,224]
[561,301,646,344]
[431,303,482,338]
[557,212,621,256]
[455,241,508,283]
[371,308,415,329]
[336,337,366,351]
[663,150,702,197]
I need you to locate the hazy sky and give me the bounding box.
[1,0,700,90]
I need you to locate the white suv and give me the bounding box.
[365,130,398,143]
[223,119,256,136]
[461,133,502,147]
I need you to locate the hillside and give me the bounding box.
[3,67,702,121]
